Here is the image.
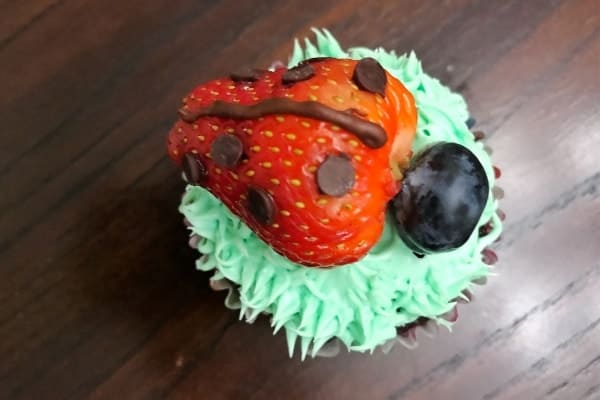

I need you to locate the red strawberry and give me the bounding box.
[167,58,417,267]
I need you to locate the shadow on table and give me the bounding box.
[62,175,393,396]
[59,176,238,369]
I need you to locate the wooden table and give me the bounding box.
[1,1,599,399]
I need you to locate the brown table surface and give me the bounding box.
[2,1,599,399]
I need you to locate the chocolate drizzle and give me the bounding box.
[179,99,387,149]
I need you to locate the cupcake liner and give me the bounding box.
[209,276,242,309]
[202,277,459,356]
[199,252,487,358]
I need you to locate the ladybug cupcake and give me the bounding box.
[167,29,502,358]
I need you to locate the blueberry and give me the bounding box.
[391,142,489,254]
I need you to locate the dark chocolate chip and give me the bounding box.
[282,63,315,84]
[210,134,244,168]
[230,67,261,82]
[182,153,207,185]
[300,57,333,65]
[316,154,355,197]
[473,130,486,141]
[466,117,476,129]
[247,186,276,225]
[352,58,387,96]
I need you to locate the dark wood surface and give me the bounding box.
[1,1,599,399]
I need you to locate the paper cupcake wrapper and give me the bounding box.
[190,227,498,358]
[202,272,485,357]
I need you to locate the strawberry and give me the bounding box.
[167,58,417,267]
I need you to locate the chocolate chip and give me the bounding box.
[352,58,387,96]
[301,57,333,65]
[247,186,276,225]
[230,67,261,82]
[210,134,244,168]
[316,154,355,197]
[182,153,207,185]
[282,63,315,85]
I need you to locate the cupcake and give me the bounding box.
[167,29,503,359]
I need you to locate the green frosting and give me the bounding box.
[179,29,502,359]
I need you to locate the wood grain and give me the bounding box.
[1,1,599,399]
